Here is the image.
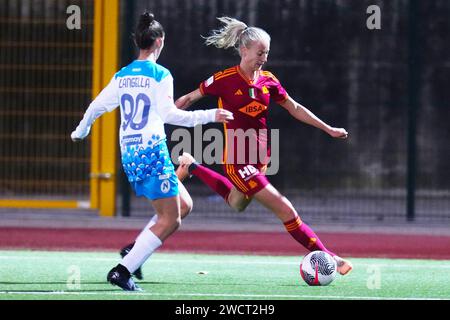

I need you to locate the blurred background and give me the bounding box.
[0,0,449,227]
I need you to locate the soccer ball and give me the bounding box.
[300,251,337,286]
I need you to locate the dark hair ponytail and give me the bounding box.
[134,12,164,50]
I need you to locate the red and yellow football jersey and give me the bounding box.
[199,65,288,167]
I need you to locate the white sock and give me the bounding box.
[136,215,158,239]
[120,227,162,273]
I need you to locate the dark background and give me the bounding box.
[120,0,450,222]
[0,0,448,222]
[123,0,449,192]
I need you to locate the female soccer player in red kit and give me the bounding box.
[176,17,353,275]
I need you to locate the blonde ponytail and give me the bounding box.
[203,17,247,49]
[203,17,271,55]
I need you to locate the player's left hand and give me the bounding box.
[328,127,348,139]
[215,109,234,123]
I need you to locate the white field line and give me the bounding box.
[0,290,448,300]
[0,255,450,269]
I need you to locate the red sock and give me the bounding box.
[190,164,233,201]
[284,216,335,256]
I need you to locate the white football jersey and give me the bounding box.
[72,60,217,154]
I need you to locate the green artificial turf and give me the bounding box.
[0,250,449,300]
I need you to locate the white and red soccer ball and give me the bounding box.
[300,251,337,286]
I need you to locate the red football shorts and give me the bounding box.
[222,163,269,197]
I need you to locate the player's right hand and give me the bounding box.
[215,109,234,123]
[328,127,348,139]
[71,131,82,142]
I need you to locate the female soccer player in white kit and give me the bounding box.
[71,12,233,291]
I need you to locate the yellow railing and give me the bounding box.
[90,0,119,216]
[0,200,85,209]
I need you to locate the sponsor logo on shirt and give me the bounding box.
[238,101,268,117]
[234,89,243,95]
[122,134,143,146]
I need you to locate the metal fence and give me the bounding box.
[0,0,448,223]
[0,0,94,202]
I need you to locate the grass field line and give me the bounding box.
[1,255,450,269]
[0,290,448,300]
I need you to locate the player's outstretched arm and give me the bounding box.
[70,103,110,142]
[175,89,203,110]
[159,77,232,126]
[71,77,119,142]
[160,103,233,127]
[278,96,348,139]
